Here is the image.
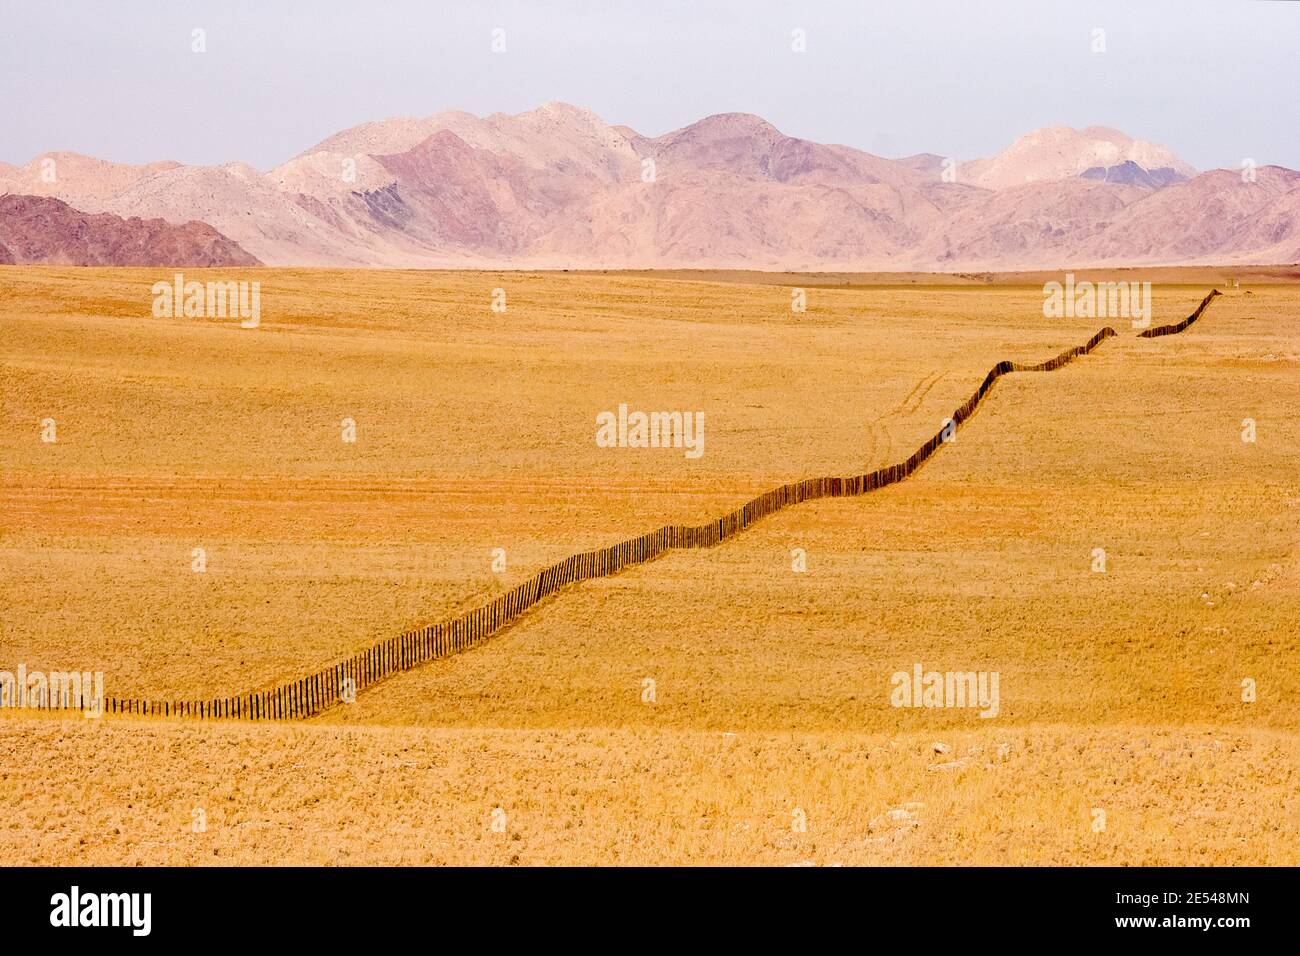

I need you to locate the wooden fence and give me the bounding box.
[30,290,1219,721]
[1139,289,1221,338]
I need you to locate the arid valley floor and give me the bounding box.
[1,266,1297,864]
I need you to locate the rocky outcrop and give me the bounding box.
[0,194,259,266]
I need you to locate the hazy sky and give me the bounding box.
[2,0,1296,171]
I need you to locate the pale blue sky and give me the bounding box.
[1,0,1296,171]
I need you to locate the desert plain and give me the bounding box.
[0,265,1296,865]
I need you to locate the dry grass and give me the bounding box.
[2,721,1296,866]
[0,266,1296,864]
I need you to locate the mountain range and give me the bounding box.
[2,102,1297,270]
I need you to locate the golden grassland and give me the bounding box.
[2,722,1297,866]
[0,265,1296,864]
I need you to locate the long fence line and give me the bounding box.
[35,291,1218,721]
[1139,289,1220,337]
